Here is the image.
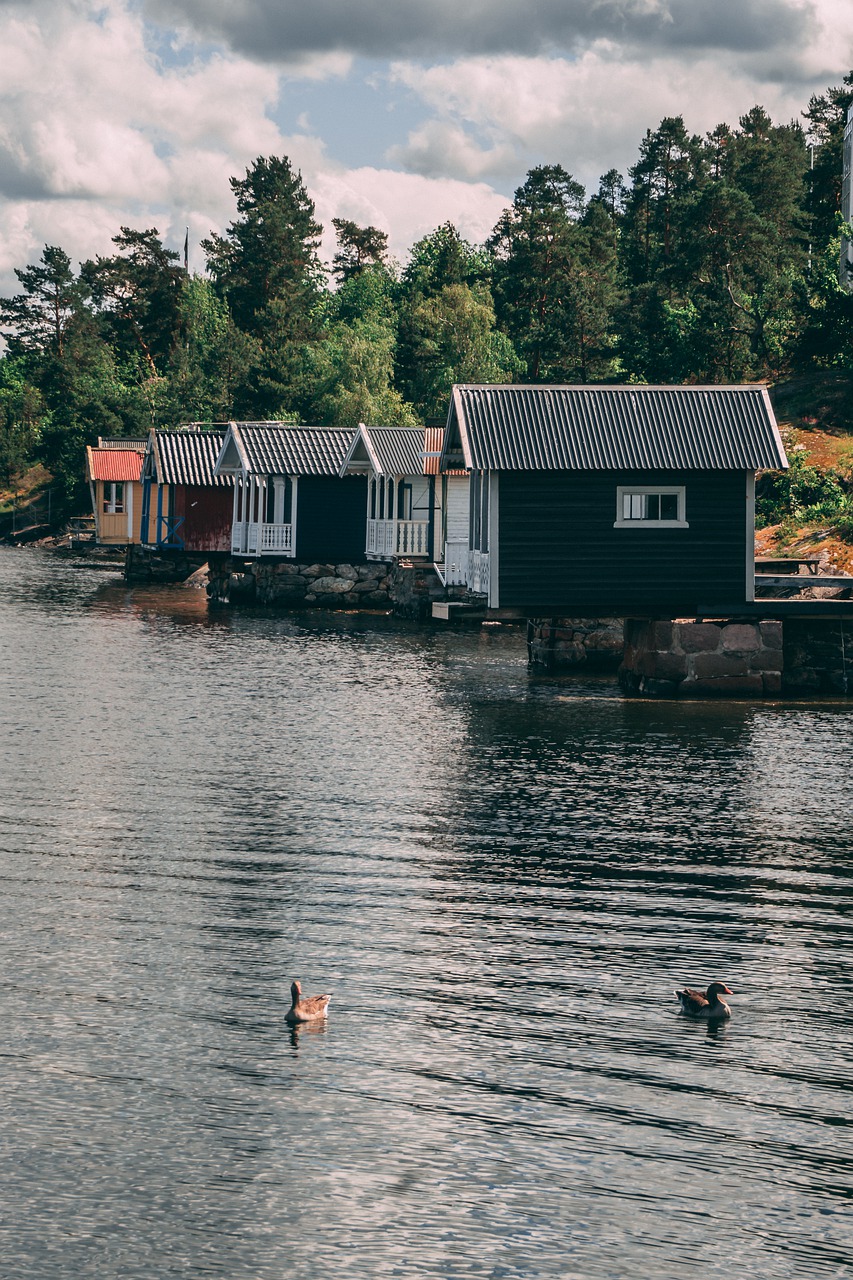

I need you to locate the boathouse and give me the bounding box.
[213,424,366,564]
[140,429,232,552]
[85,439,146,545]
[339,424,437,560]
[439,384,787,615]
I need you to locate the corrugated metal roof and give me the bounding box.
[362,426,426,477]
[86,447,144,482]
[445,385,788,471]
[423,426,443,476]
[232,425,356,476]
[156,430,231,486]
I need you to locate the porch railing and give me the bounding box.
[366,518,430,558]
[231,521,293,556]
[470,549,490,595]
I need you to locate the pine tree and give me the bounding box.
[82,227,185,378]
[0,246,86,358]
[202,156,323,416]
[331,219,389,284]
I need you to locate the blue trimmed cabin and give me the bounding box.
[140,429,233,552]
[213,424,367,564]
[339,425,436,560]
[438,384,788,615]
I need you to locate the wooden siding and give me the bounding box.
[294,475,368,564]
[173,485,233,553]
[95,479,144,545]
[497,469,750,614]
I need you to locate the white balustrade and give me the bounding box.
[231,520,293,555]
[470,549,490,595]
[395,520,429,556]
[259,523,293,553]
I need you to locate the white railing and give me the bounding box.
[259,522,293,553]
[231,521,293,556]
[396,520,429,556]
[470,549,490,595]
[443,540,469,585]
[366,518,430,558]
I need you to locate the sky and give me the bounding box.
[0,0,851,293]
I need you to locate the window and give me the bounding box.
[103,481,124,514]
[614,486,687,528]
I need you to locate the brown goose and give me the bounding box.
[675,982,733,1019]
[285,980,331,1024]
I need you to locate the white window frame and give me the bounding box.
[103,481,125,514]
[614,485,688,529]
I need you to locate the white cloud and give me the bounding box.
[0,0,850,296]
[310,165,510,262]
[389,29,853,193]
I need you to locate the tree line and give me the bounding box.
[2,74,852,514]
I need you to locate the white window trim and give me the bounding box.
[614,485,688,529]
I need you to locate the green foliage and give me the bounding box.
[165,275,258,423]
[0,245,86,358]
[331,219,389,284]
[404,283,523,420]
[81,227,185,378]
[202,155,325,418]
[0,357,43,485]
[304,266,417,429]
[756,451,850,528]
[488,165,621,382]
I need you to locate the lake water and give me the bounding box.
[1,549,852,1280]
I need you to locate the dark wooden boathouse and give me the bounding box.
[439,384,788,616]
[213,424,367,564]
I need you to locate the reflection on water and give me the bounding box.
[1,549,852,1280]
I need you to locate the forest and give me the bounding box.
[1,73,852,519]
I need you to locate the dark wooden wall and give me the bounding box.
[295,475,368,564]
[174,486,233,553]
[498,469,749,614]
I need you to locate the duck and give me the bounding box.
[285,979,331,1024]
[675,982,733,1019]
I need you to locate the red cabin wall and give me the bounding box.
[173,485,233,552]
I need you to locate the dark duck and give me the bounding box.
[675,982,733,1019]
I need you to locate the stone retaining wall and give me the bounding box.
[619,618,784,697]
[527,617,625,669]
[206,554,465,619]
[125,545,208,583]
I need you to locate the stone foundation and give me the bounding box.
[527,617,625,670]
[781,618,853,694]
[619,617,831,697]
[125,545,208,583]
[205,555,467,619]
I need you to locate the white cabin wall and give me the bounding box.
[445,475,470,543]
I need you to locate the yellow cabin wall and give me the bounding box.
[93,479,146,544]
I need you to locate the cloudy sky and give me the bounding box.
[1,0,851,291]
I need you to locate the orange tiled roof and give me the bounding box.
[87,447,144,482]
